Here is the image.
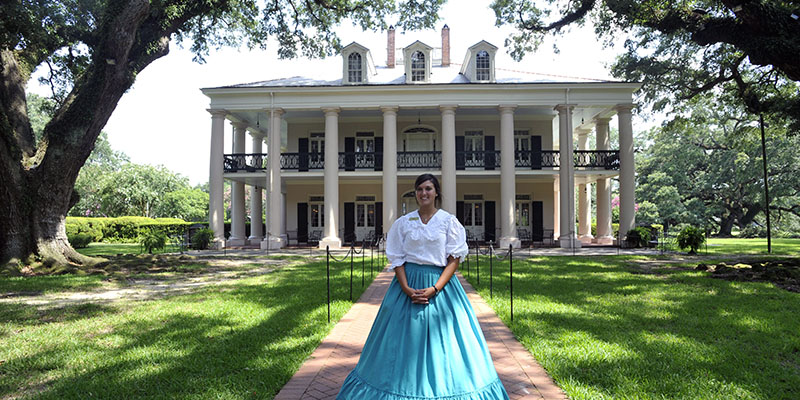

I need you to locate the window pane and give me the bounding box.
[474,203,483,226]
[357,204,365,227]
[464,203,473,226]
[476,51,490,81]
[348,53,362,82]
[411,51,425,81]
[367,204,375,227]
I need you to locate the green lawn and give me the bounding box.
[703,238,800,256]
[76,242,183,256]
[0,256,378,400]
[463,254,800,400]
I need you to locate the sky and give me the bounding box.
[27,1,638,186]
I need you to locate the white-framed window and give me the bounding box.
[464,130,484,167]
[355,131,374,167]
[309,196,325,228]
[348,52,363,83]
[411,51,426,82]
[476,50,490,81]
[514,129,530,165]
[463,194,484,239]
[515,200,530,227]
[310,132,324,165]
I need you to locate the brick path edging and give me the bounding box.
[274,268,567,400]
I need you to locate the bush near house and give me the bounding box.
[65,216,191,243]
[677,225,706,254]
[67,233,94,248]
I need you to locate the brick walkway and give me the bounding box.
[274,268,567,400]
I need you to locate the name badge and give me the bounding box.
[409,217,419,221]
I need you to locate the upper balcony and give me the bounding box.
[223,150,619,172]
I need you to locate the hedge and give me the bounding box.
[66,216,192,243]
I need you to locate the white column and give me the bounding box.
[262,108,286,249]
[208,109,226,248]
[553,177,560,240]
[228,122,248,245]
[577,128,593,244]
[555,104,580,248]
[248,132,265,244]
[499,105,520,249]
[618,104,636,238]
[594,117,613,244]
[320,107,342,249]
[440,105,457,214]
[382,106,399,238]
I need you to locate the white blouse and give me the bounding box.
[385,209,469,270]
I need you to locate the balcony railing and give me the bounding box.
[223,150,619,172]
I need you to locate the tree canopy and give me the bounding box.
[635,94,800,236]
[492,0,800,127]
[1,0,444,267]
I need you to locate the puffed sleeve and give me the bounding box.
[385,217,406,270]
[445,215,469,262]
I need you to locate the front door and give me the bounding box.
[463,200,484,240]
[355,135,375,169]
[356,201,376,242]
[401,191,417,216]
[514,130,530,166]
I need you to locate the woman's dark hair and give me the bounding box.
[414,173,442,207]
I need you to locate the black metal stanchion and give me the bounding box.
[362,242,365,287]
[489,243,493,299]
[509,244,514,323]
[350,245,354,301]
[476,242,481,286]
[326,245,331,323]
[370,243,374,278]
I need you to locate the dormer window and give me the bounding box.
[460,41,498,83]
[341,42,375,85]
[403,41,433,83]
[411,51,426,82]
[476,51,490,81]
[348,53,362,83]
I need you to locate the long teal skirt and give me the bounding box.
[337,262,509,399]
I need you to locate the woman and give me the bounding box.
[337,173,509,400]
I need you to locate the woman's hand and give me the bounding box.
[410,287,436,305]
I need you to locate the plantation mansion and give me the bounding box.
[201,26,639,250]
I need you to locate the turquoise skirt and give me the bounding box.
[337,263,509,400]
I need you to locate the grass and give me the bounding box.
[76,242,183,256]
[703,238,800,256]
[0,255,381,400]
[462,253,800,400]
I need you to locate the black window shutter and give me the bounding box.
[297,203,308,242]
[484,201,495,242]
[298,138,309,172]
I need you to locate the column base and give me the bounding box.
[210,238,225,250]
[247,236,263,246]
[593,236,614,245]
[498,236,521,250]
[578,234,594,244]
[319,237,342,250]
[260,236,285,250]
[558,235,582,249]
[227,238,247,246]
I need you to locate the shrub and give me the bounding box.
[140,229,168,254]
[68,233,94,248]
[65,217,108,242]
[191,228,214,250]
[626,227,652,248]
[677,225,706,255]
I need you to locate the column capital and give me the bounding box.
[380,106,399,114]
[554,104,576,112]
[265,107,284,116]
[576,127,592,137]
[207,109,227,118]
[231,121,248,130]
[249,130,265,139]
[322,107,340,115]
[615,103,635,113]
[498,104,517,113]
[439,105,458,113]
[593,116,612,124]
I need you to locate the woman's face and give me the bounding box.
[415,180,437,208]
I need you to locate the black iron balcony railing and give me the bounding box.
[223,150,619,172]
[223,153,267,172]
[398,151,442,169]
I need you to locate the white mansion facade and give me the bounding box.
[202,26,639,250]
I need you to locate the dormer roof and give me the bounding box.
[460,40,499,83]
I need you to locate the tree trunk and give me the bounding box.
[0,0,181,268]
[718,212,736,237]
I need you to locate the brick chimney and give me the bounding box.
[387,26,395,68]
[441,24,450,67]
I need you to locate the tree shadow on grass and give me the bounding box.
[0,258,375,399]
[468,256,800,399]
